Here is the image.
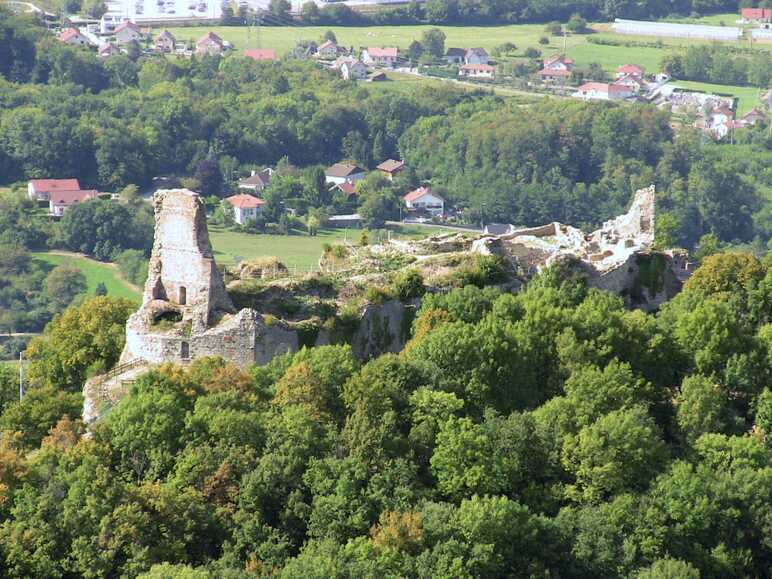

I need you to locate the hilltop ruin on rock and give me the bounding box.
[83,186,692,423]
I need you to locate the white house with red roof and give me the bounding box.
[361,47,398,67]
[538,54,573,83]
[459,63,495,79]
[317,40,340,58]
[225,194,266,225]
[614,74,645,93]
[58,28,91,46]
[615,64,645,79]
[114,21,142,44]
[28,178,82,202]
[196,32,225,55]
[573,82,634,101]
[98,42,121,58]
[404,187,444,217]
[49,189,99,217]
[154,30,176,53]
[245,48,277,62]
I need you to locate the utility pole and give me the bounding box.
[18,351,24,401]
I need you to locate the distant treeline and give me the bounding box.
[250,0,744,27]
[662,45,772,88]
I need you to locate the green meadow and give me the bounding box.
[208,223,458,269]
[32,252,141,302]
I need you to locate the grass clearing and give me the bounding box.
[33,252,141,302]
[208,223,459,269]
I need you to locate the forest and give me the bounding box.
[1,9,770,254]
[0,251,770,577]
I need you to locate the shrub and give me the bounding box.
[392,269,425,302]
[453,255,508,288]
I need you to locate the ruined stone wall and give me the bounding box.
[144,189,234,322]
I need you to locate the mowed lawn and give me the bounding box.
[33,252,141,302]
[208,223,459,269]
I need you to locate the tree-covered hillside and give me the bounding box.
[0,251,770,577]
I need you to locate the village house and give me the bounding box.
[28,178,82,202]
[465,47,489,65]
[225,194,265,225]
[538,54,573,83]
[245,48,277,62]
[154,30,176,53]
[404,186,445,217]
[238,168,273,193]
[742,107,766,125]
[330,181,358,201]
[361,47,398,67]
[196,32,225,55]
[49,189,99,217]
[615,64,645,79]
[58,28,91,46]
[376,159,406,181]
[317,40,340,58]
[325,163,367,186]
[98,42,121,58]
[340,59,368,81]
[614,74,645,94]
[445,47,466,65]
[573,82,634,101]
[459,63,495,80]
[114,21,142,44]
[741,7,772,23]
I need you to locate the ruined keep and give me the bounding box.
[84,185,690,422]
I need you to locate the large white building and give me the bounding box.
[404,186,445,217]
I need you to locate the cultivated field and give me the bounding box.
[32,252,142,302]
[208,223,459,269]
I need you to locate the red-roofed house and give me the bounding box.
[225,194,266,225]
[615,64,645,78]
[572,82,634,101]
[404,187,444,217]
[114,21,142,44]
[538,54,573,83]
[614,74,644,93]
[154,30,176,53]
[49,190,99,216]
[741,7,772,22]
[361,47,398,67]
[58,28,91,46]
[331,182,358,199]
[376,159,405,181]
[317,40,340,58]
[98,42,121,58]
[196,32,224,55]
[28,179,82,202]
[245,48,277,62]
[459,63,495,79]
[742,107,766,125]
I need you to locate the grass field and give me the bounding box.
[32,252,142,302]
[208,223,459,269]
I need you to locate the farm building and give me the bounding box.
[613,19,741,40]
